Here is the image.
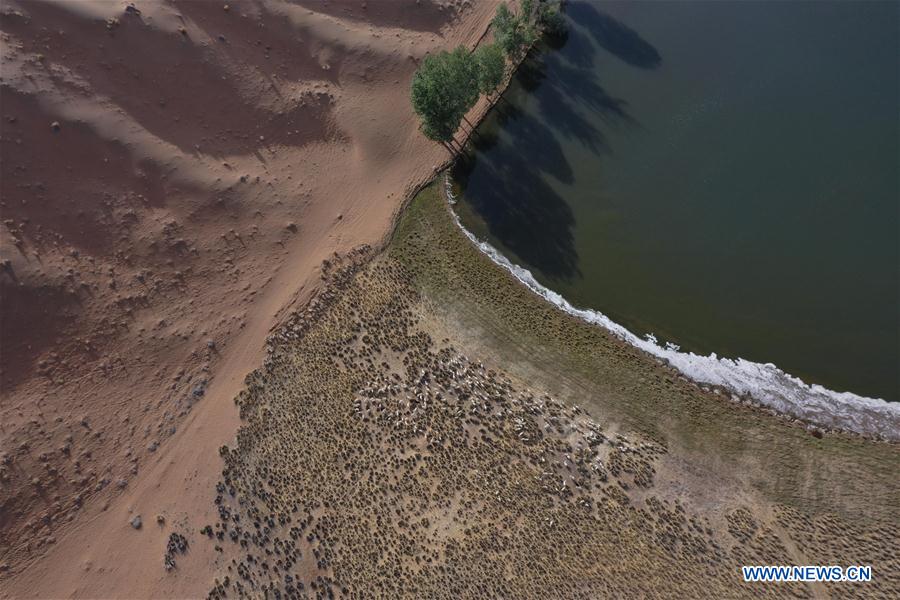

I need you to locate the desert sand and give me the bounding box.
[0,1,500,597]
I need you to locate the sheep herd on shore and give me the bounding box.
[202,248,897,599]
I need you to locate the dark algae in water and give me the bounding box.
[453,0,899,401]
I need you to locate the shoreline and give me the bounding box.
[198,178,899,596]
[445,173,900,441]
[378,17,539,257]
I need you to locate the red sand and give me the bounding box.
[0,1,500,596]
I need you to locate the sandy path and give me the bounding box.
[0,0,501,596]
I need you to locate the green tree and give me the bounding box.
[410,46,480,145]
[521,0,536,21]
[492,2,537,59]
[492,4,520,58]
[537,0,566,38]
[519,0,538,46]
[474,43,505,96]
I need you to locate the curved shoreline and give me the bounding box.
[444,175,900,441]
[192,181,900,597]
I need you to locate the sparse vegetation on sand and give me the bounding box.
[205,183,899,598]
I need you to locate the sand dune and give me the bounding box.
[0,0,498,596]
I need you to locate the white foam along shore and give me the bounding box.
[444,176,900,441]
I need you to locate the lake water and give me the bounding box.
[452,0,899,401]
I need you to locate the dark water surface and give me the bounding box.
[453,1,899,401]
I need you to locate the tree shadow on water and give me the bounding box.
[519,49,635,156]
[505,42,636,151]
[515,56,549,93]
[548,57,635,125]
[448,3,661,283]
[453,147,580,281]
[566,1,662,69]
[473,103,575,185]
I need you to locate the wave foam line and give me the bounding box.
[444,177,900,440]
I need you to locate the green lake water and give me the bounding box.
[453,0,899,401]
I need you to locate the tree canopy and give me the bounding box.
[410,46,480,143]
[537,0,566,38]
[410,1,564,147]
[474,44,505,96]
[492,1,537,59]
